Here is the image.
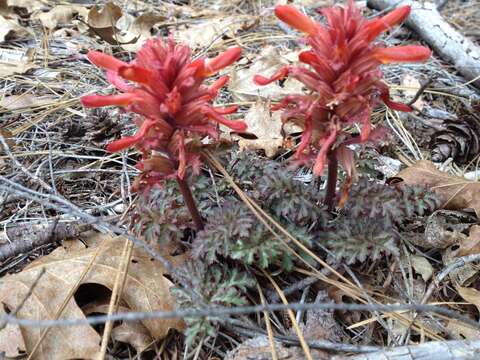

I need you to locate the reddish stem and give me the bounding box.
[324,148,338,212]
[176,176,204,231]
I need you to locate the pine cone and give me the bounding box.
[430,106,480,164]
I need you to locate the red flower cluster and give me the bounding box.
[81,36,245,189]
[254,1,431,176]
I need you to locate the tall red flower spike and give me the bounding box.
[81,37,245,190]
[254,1,431,177]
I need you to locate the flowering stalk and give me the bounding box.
[254,1,431,208]
[81,36,245,230]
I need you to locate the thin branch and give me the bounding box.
[0,302,478,330]
[0,221,89,262]
[333,339,480,360]
[230,323,379,354]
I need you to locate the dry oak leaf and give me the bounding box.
[0,234,185,359]
[235,99,300,157]
[457,225,480,257]
[392,160,480,217]
[0,305,26,358]
[174,15,257,50]
[390,74,424,111]
[87,2,129,45]
[0,93,56,110]
[446,319,480,340]
[411,255,433,282]
[33,4,89,30]
[1,0,46,14]
[0,14,31,42]
[83,300,153,353]
[229,46,304,102]
[116,12,166,52]
[457,286,480,314]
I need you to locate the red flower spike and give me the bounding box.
[255,2,431,176]
[81,37,245,190]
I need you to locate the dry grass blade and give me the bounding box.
[98,238,134,359]
[256,283,278,360]
[262,270,312,360]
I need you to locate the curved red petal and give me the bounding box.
[87,51,127,72]
[313,129,337,176]
[209,75,230,95]
[206,108,247,131]
[80,93,137,108]
[214,105,238,115]
[275,5,319,35]
[254,67,289,85]
[106,119,155,152]
[118,65,154,84]
[373,46,431,63]
[364,6,410,41]
[203,47,242,76]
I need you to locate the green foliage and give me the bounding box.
[131,149,443,346]
[322,217,399,264]
[130,174,215,245]
[192,201,314,270]
[171,262,254,345]
[346,178,441,226]
[322,178,441,264]
[130,181,189,245]
[257,169,329,229]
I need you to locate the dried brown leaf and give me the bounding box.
[112,321,153,353]
[0,14,31,42]
[235,99,300,157]
[411,255,433,281]
[87,2,126,45]
[0,93,56,110]
[2,0,46,14]
[229,46,304,102]
[458,225,480,257]
[0,234,185,359]
[457,287,480,313]
[391,74,424,110]
[118,13,165,52]
[33,4,88,30]
[175,15,257,49]
[446,319,480,340]
[392,160,480,217]
[0,306,26,357]
[82,299,153,352]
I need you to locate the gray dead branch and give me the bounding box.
[367,0,480,90]
[334,339,480,360]
[0,221,89,262]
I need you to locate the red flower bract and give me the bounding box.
[81,37,245,190]
[254,1,431,176]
